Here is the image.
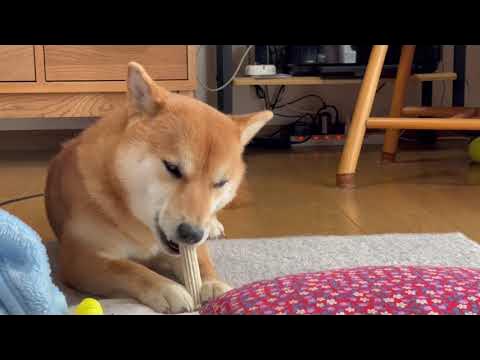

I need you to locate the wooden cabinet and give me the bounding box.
[0,45,196,119]
[44,46,189,81]
[0,46,36,82]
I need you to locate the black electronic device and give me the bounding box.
[255,45,442,77]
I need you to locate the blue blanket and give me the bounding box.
[0,209,68,315]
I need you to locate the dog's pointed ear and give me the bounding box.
[127,62,168,115]
[232,111,274,146]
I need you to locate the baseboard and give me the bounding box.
[0,130,81,151]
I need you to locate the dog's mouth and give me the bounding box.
[166,238,179,253]
[154,213,179,254]
[155,223,179,254]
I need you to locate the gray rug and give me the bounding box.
[46,232,480,315]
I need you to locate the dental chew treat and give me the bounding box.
[180,244,202,308]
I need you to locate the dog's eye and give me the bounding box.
[213,179,228,189]
[163,160,182,179]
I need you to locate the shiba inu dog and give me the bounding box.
[45,62,273,313]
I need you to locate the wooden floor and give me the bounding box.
[2,140,480,243]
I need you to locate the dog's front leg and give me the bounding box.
[196,243,233,303]
[208,216,225,239]
[167,241,232,303]
[59,243,194,314]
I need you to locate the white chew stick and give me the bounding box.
[179,244,202,308]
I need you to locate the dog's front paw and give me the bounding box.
[144,283,194,314]
[208,217,225,239]
[200,280,233,304]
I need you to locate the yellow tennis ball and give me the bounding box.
[75,298,104,315]
[469,138,480,163]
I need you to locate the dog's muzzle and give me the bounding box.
[154,211,180,254]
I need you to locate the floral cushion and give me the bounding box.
[199,266,480,315]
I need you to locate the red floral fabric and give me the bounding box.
[200,266,480,315]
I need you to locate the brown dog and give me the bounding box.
[45,62,273,313]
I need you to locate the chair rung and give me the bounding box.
[402,106,480,118]
[367,117,480,130]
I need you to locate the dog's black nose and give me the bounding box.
[177,223,204,244]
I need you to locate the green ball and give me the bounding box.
[469,138,480,162]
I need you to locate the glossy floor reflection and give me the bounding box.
[2,141,480,243]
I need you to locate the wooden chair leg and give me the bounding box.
[382,45,416,162]
[337,45,389,188]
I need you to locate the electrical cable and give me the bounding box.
[250,61,389,147]
[254,85,286,111]
[275,94,327,109]
[196,45,254,92]
[0,193,44,207]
